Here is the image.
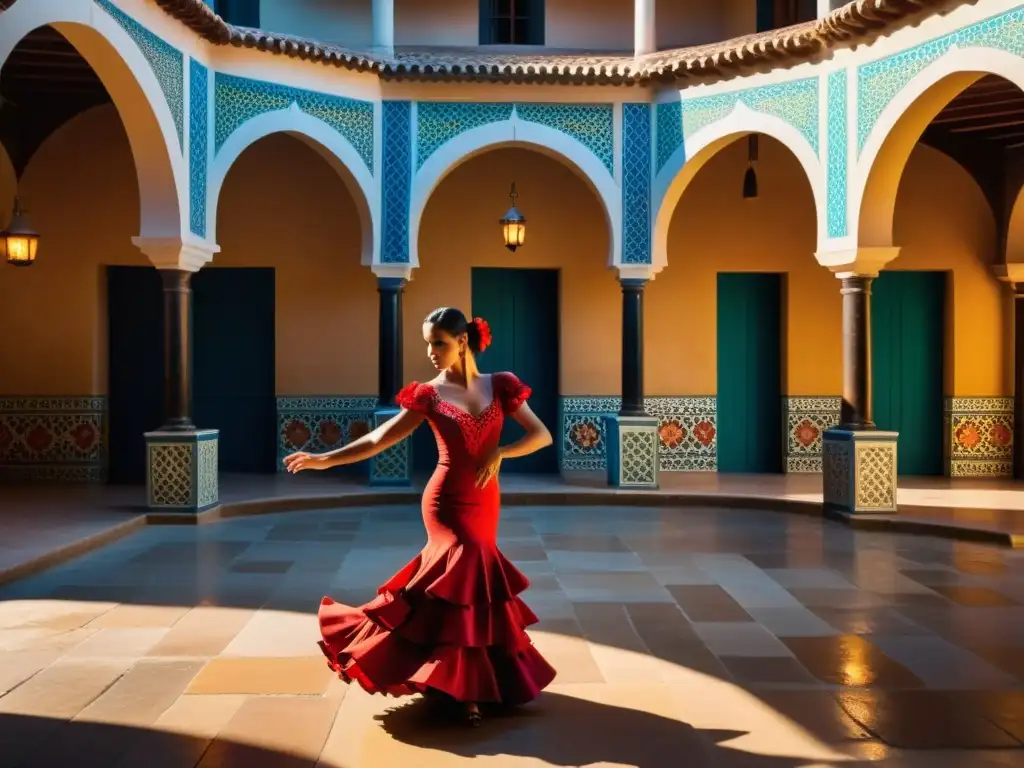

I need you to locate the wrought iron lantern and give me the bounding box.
[2,197,40,267]
[499,182,526,252]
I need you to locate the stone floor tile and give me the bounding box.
[220,609,322,657]
[186,657,333,696]
[498,542,548,562]
[666,584,753,622]
[540,534,630,552]
[745,606,841,637]
[807,606,931,635]
[0,658,135,718]
[0,649,61,695]
[62,627,170,658]
[74,659,205,726]
[547,551,645,572]
[85,604,191,629]
[717,656,818,685]
[761,568,857,590]
[148,606,255,657]
[782,635,925,688]
[693,622,793,658]
[866,634,1019,690]
[928,586,1019,607]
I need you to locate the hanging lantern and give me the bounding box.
[499,182,526,253]
[2,197,40,267]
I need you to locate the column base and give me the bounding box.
[145,429,219,513]
[369,407,411,486]
[822,428,898,514]
[605,414,659,489]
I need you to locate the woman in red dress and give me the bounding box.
[283,307,557,726]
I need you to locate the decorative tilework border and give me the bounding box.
[189,58,209,238]
[414,102,615,174]
[0,397,108,483]
[825,70,848,240]
[944,397,1014,478]
[381,101,412,263]
[213,73,375,172]
[784,397,842,473]
[681,77,820,156]
[96,0,184,150]
[276,397,378,473]
[621,103,652,265]
[655,100,683,175]
[857,6,1024,153]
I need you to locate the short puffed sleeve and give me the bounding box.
[496,372,532,415]
[395,382,432,414]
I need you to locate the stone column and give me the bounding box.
[372,0,395,55]
[634,0,656,57]
[133,237,221,515]
[370,265,413,487]
[819,249,900,515]
[606,271,658,489]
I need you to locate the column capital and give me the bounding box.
[615,264,659,282]
[816,246,901,278]
[132,235,219,272]
[993,263,1024,289]
[371,263,414,282]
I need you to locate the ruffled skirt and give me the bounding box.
[317,542,557,704]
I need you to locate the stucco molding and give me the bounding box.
[133,234,220,271]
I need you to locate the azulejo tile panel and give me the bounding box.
[621,103,652,265]
[655,100,683,175]
[784,397,842,473]
[213,73,374,172]
[561,396,717,472]
[681,77,820,156]
[370,407,411,485]
[944,397,1013,477]
[0,397,107,483]
[277,397,377,474]
[382,101,413,263]
[515,103,614,174]
[823,429,898,514]
[145,430,219,512]
[857,6,1024,153]
[415,103,513,169]
[189,58,209,238]
[825,70,848,240]
[96,0,184,150]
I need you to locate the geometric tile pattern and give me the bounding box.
[825,69,848,240]
[605,414,659,488]
[145,430,220,512]
[369,407,411,485]
[785,397,842,474]
[189,58,209,238]
[0,397,107,484]
[381,101,412,263]
[655,100,683,175]
[414,102,615,174]
[276,397,377,475]
[823,428,898,514]
[621,103,652,265]
[96,0,185,150]
[681,77,820,155]
[857,6,1024,153]
[944,397,1014,478]
[561,397,717,472]
[213,73,374,172]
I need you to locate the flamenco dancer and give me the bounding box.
[283,307,557,727]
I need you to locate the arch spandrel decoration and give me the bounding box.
[96,0,184,150]
[826,69,848,240]
[415,102,615,175]
[857,5,1024,154]
[189,58,209,238]
[214,73,375,174]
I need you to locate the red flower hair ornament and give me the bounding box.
[472,317,493,353]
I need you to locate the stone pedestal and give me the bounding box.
[369,407,411,486]
[605,414,659,489]
[822,428,898,514]
[145,429,219,513]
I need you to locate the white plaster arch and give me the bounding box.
[0,0,187,237]
[854,46,1024,248]
[208,106,377,264]
[410,115,621,268]
[652,101,825,270]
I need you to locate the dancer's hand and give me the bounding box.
[284,451,330,473]
[476,448,503,488]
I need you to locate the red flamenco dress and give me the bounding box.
[317,372,557,704]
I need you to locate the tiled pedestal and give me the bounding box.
[605,414,659,489]
[823,428,898,514]
[145,429,219,513]
[369,407,411,486]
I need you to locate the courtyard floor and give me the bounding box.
[2,502,1024,766]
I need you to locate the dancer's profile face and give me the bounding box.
[423,323,464,370]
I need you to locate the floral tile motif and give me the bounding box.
[0,397,107,483]
[276,397,377,474]
[214,73,374,172]
[857,6,1024,153]
[561,396,717,472]
[944,397,1013,478]
[96,0,184,150]
[784,397,842,473]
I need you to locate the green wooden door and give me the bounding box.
[107,266,165,485]
[716,273,783,474]
[472,268,560,473]
[192,268,277,473]
[871,271,945,476]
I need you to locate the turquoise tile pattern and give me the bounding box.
[621,103,652,265]
[381,101,413,263]
[826,69,848,240]
[189,58,209,238]
[655,101,684,175]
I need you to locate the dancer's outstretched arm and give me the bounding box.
[283,408,425,472]
[475,403,552,488]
